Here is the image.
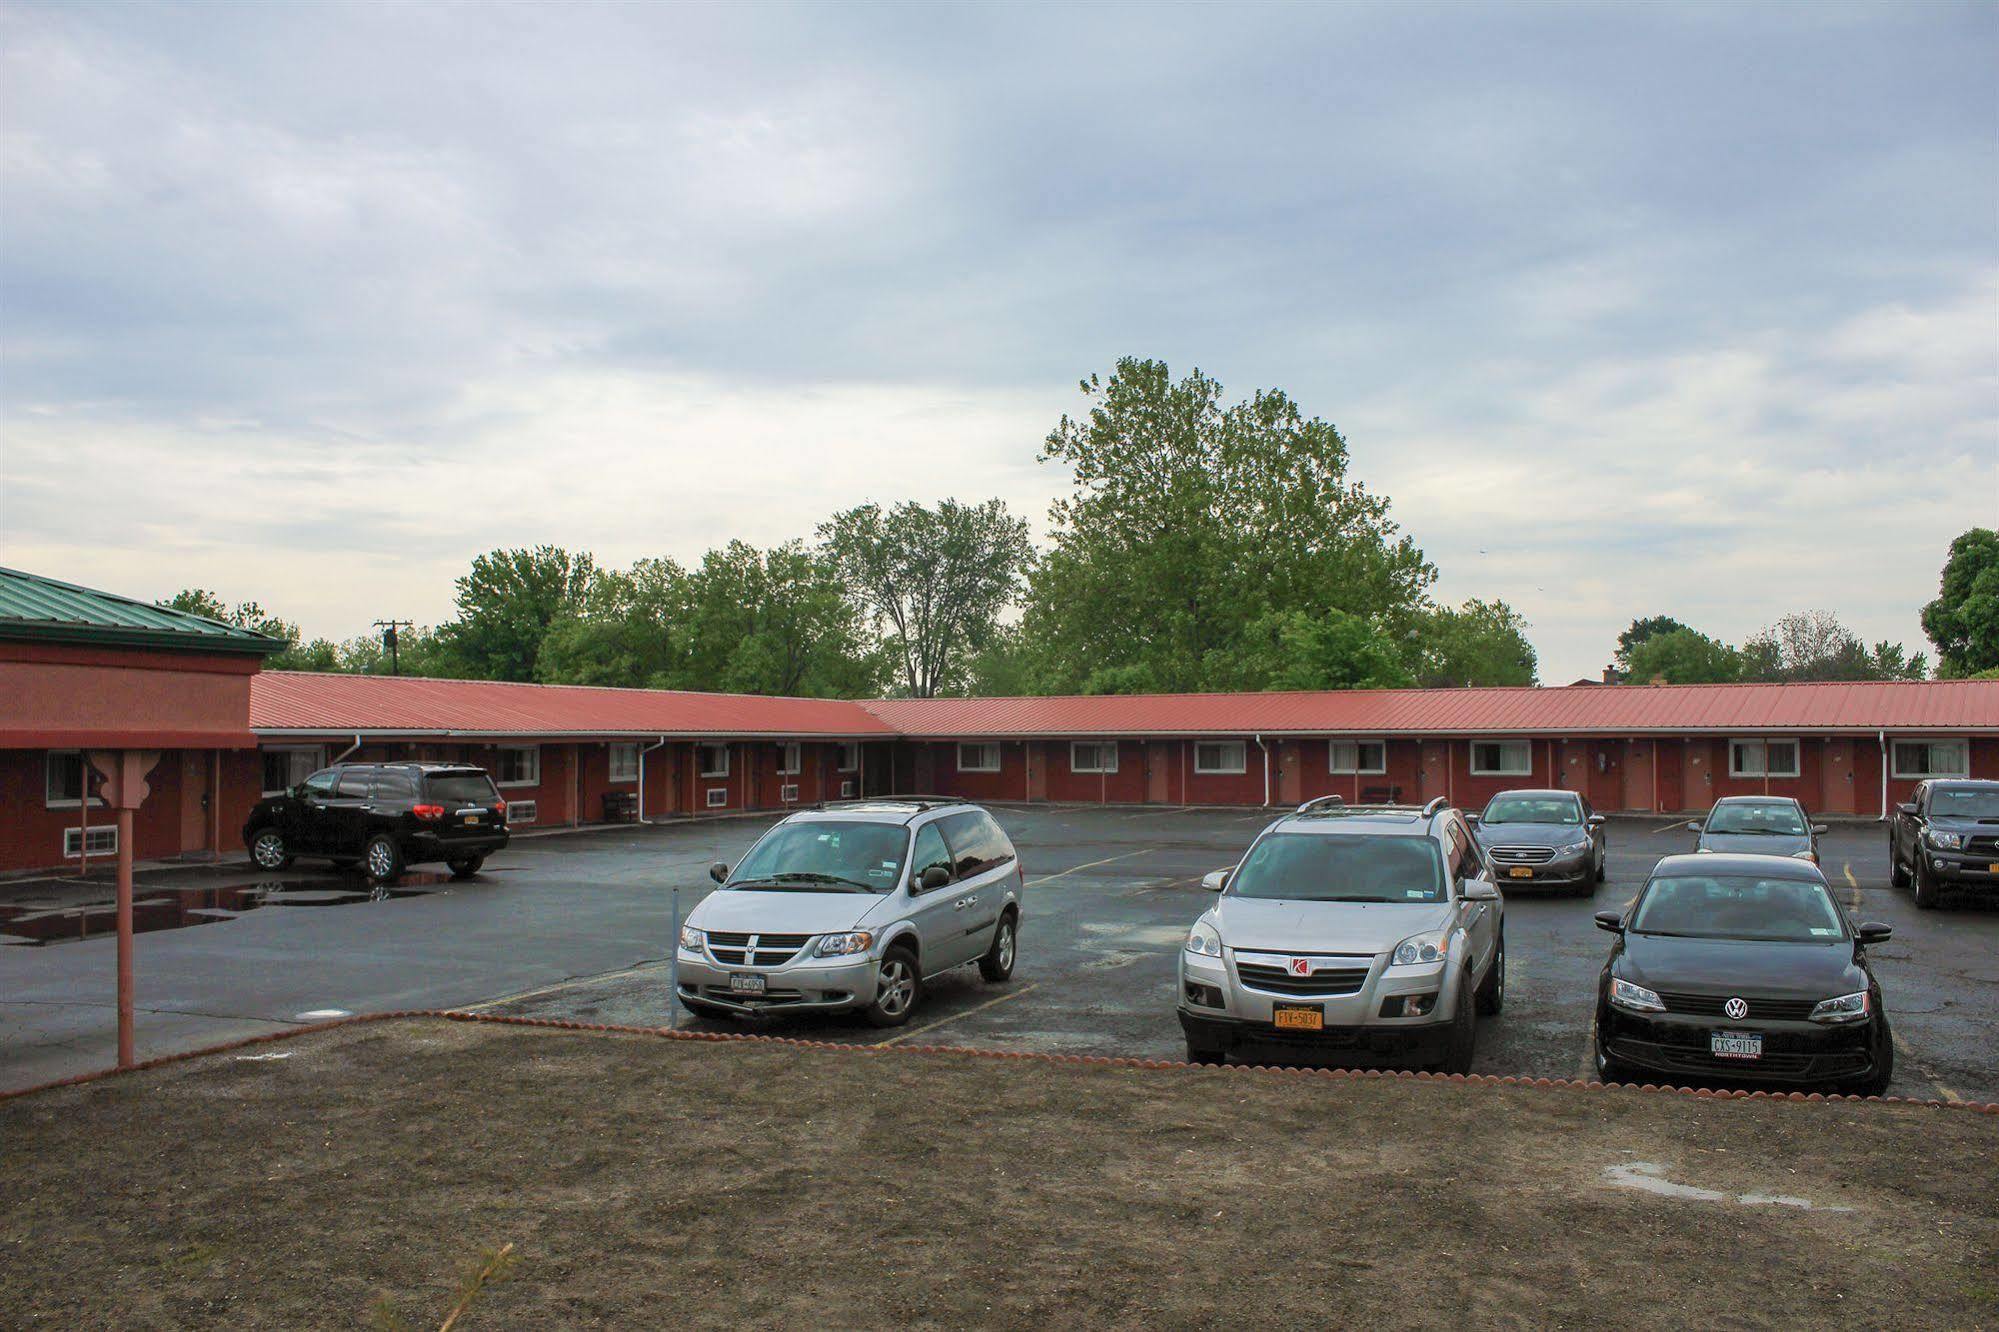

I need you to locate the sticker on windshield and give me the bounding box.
[868,867,894,879]
[1405,889,1429,899]
[1810,927,1837,936]
[881,860,897,869]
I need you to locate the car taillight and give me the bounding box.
[412,804,445,821]
[493,799,507,817]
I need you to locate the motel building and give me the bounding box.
[4,565,1998,877]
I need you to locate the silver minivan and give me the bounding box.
[676,799,1022,1027]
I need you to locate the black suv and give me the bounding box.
[1889,778,1999,909]
[243,763,510,882]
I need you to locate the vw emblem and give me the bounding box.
[1289,957,1312,977]
[1723,997,1748,1020]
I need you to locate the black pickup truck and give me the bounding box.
[1888,778,1999,909]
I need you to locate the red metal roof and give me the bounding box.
[250,672,1999,740]
[250,672,895,738]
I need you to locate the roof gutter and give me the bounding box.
[332,734,362,764]
[1255,734,1271,807]
[638,735,669,825]
[1879,729,1888,822]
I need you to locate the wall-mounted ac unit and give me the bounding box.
[780,784,800,803]
[508,800,538,826]
[63,826,118,858]
[706,788,728,808]
[839,780,856,798]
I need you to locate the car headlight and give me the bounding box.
[1809,990,1870,1024]
[1563,836,1594,854]
[678,925,705,951]
[1925,829,1963,850]
[813,930,875,958]
[1185,920,1222,957]
[1390,931,1449,967]
[1609,977,1665,1014]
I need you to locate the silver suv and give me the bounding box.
[676,798,1022,1028]
[1178,797,1504,1071]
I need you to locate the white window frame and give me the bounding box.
[1071,741,1119,774]
[1891,738,1969,780]
[778,742,802,776]
[496,745,541,788]
[1469,741,1532,777]
[607,743,640,784]
[780,782,800,803]
[1328,739,1387,775]
[705,787,728,808]
[43,750,105,810]
[64,825,118,858]
[836,743,860,773]
[507,799,538,825]
[957,742,1001,773]
[1729,738,1800,779]
[696,743,731,779]
[839,779,856,799]
[260,745,327,797]
[1193,740,1246,775]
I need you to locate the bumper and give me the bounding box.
[1925,851,1999,886]
[1178,1007,1455,1062]
[1489,850,1592,886]
[403,830,511,862]
[1597,1008,1883,1086]
[1178,951,1460,1061]
[675,950,877,1016]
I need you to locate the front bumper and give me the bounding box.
[1487,848,1592,886]
[1178,950,1459,1061]
[1178,1007,1455,1063]
[675,949,877,1016]
[1597,1007,1882,1086]
[1924,848,1999,886]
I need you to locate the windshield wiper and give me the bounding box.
[753,872,878,892]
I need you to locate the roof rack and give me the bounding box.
[1421,796,1451,818]
[1294,794,1346,815]
[1291,796,1455,822]
[811,794,973,814]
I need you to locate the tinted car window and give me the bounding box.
[1930,787,1999,819]
[335,770,373,798]
[373,770,418,800]
[1630,875,1844,943]
[303,771,338,797]
[1707,802,1806,835]
[728,821,907,892]
[1230,833,1445,904]
[939,811,1014,877]
[909,823,954,889]
[426,772,499,805]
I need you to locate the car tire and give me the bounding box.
[1474,935,1505,1016]
[447,855,486,879]
[1912,857,1940,910]
[1594,852,1607,884]
[1185,1044,1225,1066]
[362,834,404,884]
[863,946,921,1028]
[977,912,1018,983]
[1438,975,1477,1073]
[248,829,293,872]
[1849,1024,1894,1097]
[1888,841,1910,889]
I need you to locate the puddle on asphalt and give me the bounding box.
[1604,1161,1852,1212]
[0,877,446,946]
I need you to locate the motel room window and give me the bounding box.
[1729,739,1800,779]
[1328,740,1387,775]
[1892,739,1968,780]
[608,743,639,783]
[43,751,105,809]
[836,743,860,772]
[496,745,541,787]
[698,744,731,779]
[1470,741,1531,777]
[1193,741,1246,775]
[957,742,1001,773]
[1071,741,1119,774]
[261,747,326,796]
[778,742,802,776]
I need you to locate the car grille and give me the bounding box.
[1966,834,1999,856]
[1235,958,1371,997]
[706,932,812,967]
[699,985,807,1004]
[1658,992,1819,1022]
[1486,845,1556,865]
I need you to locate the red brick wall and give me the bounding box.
[1043,739,1146,803]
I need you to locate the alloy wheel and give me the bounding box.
[367,842,395,878]
[253,834,286,869]
[877,957,914,1016]
[997,922,1015,972]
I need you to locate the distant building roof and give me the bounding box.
[0,567,284,655]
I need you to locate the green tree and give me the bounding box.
[679,540,881,696]
[1614,615,1693,671]
[1621,626,1743,684]
[158,588,339,669]
[1209,609,1414,692]
[436,547,597,682]
[1739,610,1926,682]
[535,558,694,688]
[1021,358,1434,692]
[1921,528,1999,678]
[1413,599,1538,688]
[820,498,1032,698]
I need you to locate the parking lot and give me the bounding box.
[3,805,1995,1102]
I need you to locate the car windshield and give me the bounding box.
[727,821,906,893]
[1630,874,1845,943]
[426,772,499,805]
[1705,802,1806,835]
[1481,795,1580,826]
[1228,832,1445,903]
[1930,788,1999,820]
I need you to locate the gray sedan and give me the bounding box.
[1467,789,1606,895]
[1684,795,1826,864]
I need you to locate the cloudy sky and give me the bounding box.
[2,1,1992,683]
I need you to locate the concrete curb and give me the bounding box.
[4,1009,1995,1116]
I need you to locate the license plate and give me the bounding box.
[1272,1004,1323,1031]
[463,814,481,825]
[1711,1031,1762,1060]
[1508,866,1534,879]
[729,973,766,995]
[1988,863,1999,874]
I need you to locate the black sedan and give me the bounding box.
[1593,853,1893,1095]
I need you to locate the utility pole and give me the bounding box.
[372,619,415,675]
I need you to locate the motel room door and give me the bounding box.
[1418,741,1450,805]
[1820,738,1858,815]
[1145,742,1171,804]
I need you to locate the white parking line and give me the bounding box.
[876,982,1041,1046]
[1028,849,1151,885]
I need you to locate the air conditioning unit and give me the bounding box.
[780,784,800,803]
[840,780,856,799]
[706,788,728,808]
[508,800,538,826]
[63,826,118,858]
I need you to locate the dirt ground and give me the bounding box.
[2,1019,1994,1330]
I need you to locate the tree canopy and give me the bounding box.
[1921,528,1999,679]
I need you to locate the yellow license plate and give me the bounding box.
[1272,1006,1323,1031]
[1988,863,1999,874]
[1508,866,1533,878]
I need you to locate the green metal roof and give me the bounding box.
[0,567,285,655]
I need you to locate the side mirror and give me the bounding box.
[1683,820,1704,833]
[1587,815,1606,829]
[1856,922,1893,945]
[1810,824,1828,836]
[1593,910,1625,934]
[920,865,951,891]
[1462,879,1500,902]
[1464,813,1481,824]
[1896,803,1918,817]
[708,861,728,884]
[1201,869,1229,893]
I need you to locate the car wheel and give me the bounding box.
[1594,852,1606,884]
[863,946,921,1028]
[1438,975,1477,1073]
[1474,935,1504,1016]
[447,855,486,879]
[248,829,293,872]
[1888,841,1910,889]
[1185,1044,1225,1066]
[1912,857,1940,910]
[362,834,404,884]
[977,912,1017,983]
